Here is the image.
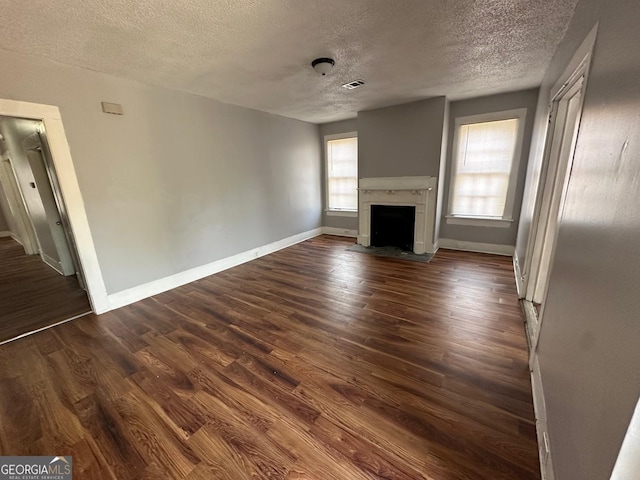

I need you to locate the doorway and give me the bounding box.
[0,98,108,314]
[529,78,584,304]
[0,116,90,343]
[522,56,591,355]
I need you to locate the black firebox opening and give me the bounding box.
[370,205,415,251]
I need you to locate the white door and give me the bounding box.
[25,146,75,276]
[527,75,586,355]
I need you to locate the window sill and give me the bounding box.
[445,215,513,228]
[326,210,358,218]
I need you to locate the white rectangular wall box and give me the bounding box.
[101,102,123,115]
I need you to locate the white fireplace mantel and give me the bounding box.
[358,176,438,254]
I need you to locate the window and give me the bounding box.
[325,133,358,215]
[447,109,526,227]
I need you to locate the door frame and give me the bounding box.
[23,131,80,277]
[37,127,88,287]
[528,73,586,358]
[528,77,584,305]
[522,25,598,359]
[0,99,108,312]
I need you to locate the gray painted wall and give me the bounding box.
[439,89,539,246]
[319,118,358,231]
[357,97,447,178]
[515,0,640,478]
[320,98,447,235]
[0,48,321,294]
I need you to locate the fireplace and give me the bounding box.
[358,176,438,254]
[371,205,416,251]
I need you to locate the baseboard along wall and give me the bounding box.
[106,227,324,312]
[321,227,358,238]
[438,238,514,256]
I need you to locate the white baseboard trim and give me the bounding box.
[11,233,23,245]
[0,230,11,237]
[513,249,525,298]
[105,227,323,312]
[438,238,514,256]
[42,252,64,275]
[321,227,358,238]
[531,354,555,480]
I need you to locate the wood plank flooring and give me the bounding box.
[0,236,91,343]
[0,235,540,479]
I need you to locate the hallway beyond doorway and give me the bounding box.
[0,236,90,343]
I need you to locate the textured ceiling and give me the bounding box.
[0,0,578,124]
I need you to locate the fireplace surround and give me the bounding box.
[357,176,438,254]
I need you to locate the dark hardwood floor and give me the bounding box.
[0,236,91,343]
[0,235,539,479]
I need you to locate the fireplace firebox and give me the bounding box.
[370,205,416,251]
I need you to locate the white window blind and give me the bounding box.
[450,118,520,218]
[327,136,358,211]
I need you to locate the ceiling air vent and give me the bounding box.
[342,79,365,90]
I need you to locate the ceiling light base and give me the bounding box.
[311,57,335,76]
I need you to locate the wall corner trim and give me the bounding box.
[321,226,358,237]
[105,227,323,312]
[438,238,514,256]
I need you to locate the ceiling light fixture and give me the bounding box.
[311,57,335,76]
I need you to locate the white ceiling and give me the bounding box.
[0,0,578,124]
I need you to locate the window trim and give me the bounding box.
[446,108,527,227]
[324,131,358,214]
[325,209,358,217]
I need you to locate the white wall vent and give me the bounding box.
[101,102,123,115]
[342,80,365,90]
